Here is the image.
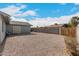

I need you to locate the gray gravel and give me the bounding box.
[1,32,69,56]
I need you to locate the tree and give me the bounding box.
[69,16,79,27]
[54,23,58,25]
[63,24,69,27]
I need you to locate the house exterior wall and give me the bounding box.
[6,25,13,35]
[6,25,31,35]
[13,25,21,34]
[21,26,31,34]
[0,15,6,44]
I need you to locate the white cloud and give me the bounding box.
[29,17,70,27]
[10,12,79,27]
[0,5,26,16]
[29,17,57,27]
[15,10,37,17]
[23,10,37,16]
[10,17,28,22]
[21,5,27,8]
[0,5,38,18]
[0,4,38,18]
[29,13,79,27]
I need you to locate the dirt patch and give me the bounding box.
[64,36,77,56]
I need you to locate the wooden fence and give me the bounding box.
[61,27,76,37]
[61,27,77,55]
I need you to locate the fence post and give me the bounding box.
[76,25,79,55]
[59,27,61,35]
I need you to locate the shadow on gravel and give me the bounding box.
[7,33,37,37]
[0,37,7,56]
[0,33,37,56]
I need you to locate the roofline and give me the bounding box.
[9,24,33,26]
[0,11,10,24]
[9,21,32,26]
[0,11,10,17]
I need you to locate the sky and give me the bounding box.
[0,3,79,27]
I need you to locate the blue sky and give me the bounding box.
[0,3,79,27]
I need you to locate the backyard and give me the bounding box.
[0,32,69,56]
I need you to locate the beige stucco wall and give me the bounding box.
[0,15,6,44]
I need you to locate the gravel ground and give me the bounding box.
[0,32,69,56]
